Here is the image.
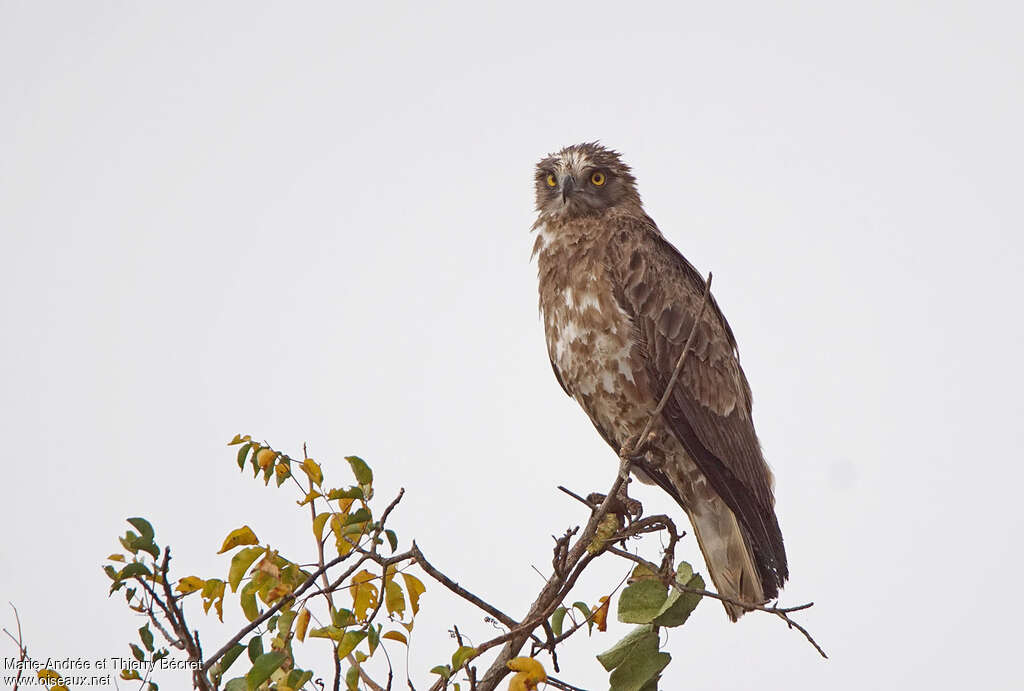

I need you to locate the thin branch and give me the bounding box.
[605,546,826,658]
[409,543,519,630]
[3,603,26,691]
[628,272,713,457]
[159,548,211,691]
[546,676,588,691]
[676,584,827,658]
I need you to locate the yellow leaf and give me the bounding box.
[507,657,546,691]
[266,583,293,602]
[312,512,331,541]
[385,579,406,617]
[255,553,282,579]
[256,448,277,470]
[201,579,226,622]
[38,670,60,681]
[296,608,311,642]
[176,576,205,594]
[218,525,259,553]
[401,573,426,616]
[228,434,252,445]
[302,458,323,485]
[594,596,610,632]
[382,630,408,645]
[298,490,322,507]
[275,461,290,479]
[107,554,126,562]
[350,569,379,622]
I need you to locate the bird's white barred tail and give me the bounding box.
[684,499,766,621]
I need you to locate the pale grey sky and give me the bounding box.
[2,2,1022,689]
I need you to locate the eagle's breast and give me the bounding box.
[536,222,650,444]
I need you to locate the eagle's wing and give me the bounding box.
[608,218,788,595]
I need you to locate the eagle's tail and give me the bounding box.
[684,499,765,621]
[658,461,776,621]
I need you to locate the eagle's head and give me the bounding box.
[534,142,640,220]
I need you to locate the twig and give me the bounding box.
[605,546,826,658]
[159,548,211,691]
[628,272,713,457]
[546,676,589,691]
[409,543,519,630]
[556,486,593,508]
[3,603,26,691]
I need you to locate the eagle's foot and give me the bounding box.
[586,486,644,521]
[618,430,656,461]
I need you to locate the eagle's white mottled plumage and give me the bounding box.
[532,142,788,620]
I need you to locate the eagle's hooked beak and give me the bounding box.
[561,176,576,202]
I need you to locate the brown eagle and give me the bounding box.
[532,142,787,620]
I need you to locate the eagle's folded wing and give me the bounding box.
[609,220,789,595]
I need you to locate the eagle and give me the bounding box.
[532,142,787,620]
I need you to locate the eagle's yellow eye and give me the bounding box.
[546,174,557,187]
[591,171,606,186]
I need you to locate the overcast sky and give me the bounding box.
[2,2,1022,689]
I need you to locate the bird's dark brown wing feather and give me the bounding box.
[607,218,789,596]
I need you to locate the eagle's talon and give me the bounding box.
[585,488,644,522]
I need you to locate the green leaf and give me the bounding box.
[119,562,152,580]
[103,565,119,581]
[310,625,348,642]
[598,624,671,691]
[228,547,264,592]
[617,580,668,624]
[138,624,154,652]
[277,609,297,636]
[597,625,654,672]
[247,636,263,663]
[385,529,398,552]
[430,665,451,680]
[452,646,477,671]
[608,641,670,691]
[332,608,356,627]
[336,630,368,659]
[327,487,364,500]
[236,443,252,470]
[654,568,704,628]
[137,540,160,559]
[345,456,373,485]
[367,624,380,655]
[127,517,155,542]
[223,678,247,691]
[130,643,145,662]
[246,652,286,690]
[344,508,372,525]
[345,664,360,691]
[119,530,140,554]
[551,607,567,637]
[287,670,314,688]
[211,644,245,681]
[240,581,260,622]
[572,601,593,632]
